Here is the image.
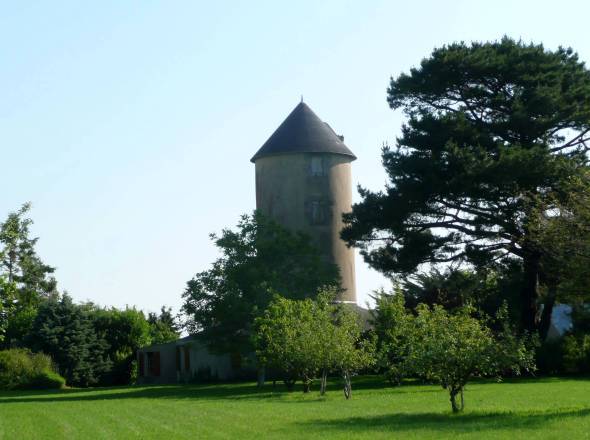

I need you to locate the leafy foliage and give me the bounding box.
[527,172,590,338]
[342,37,590,332]
[0,348,65,390]
[91,306,152,385]
[90,305,179,385]
[407,302,536,412]
[0,203,57,347]
[370,290,413,385]
[0,205,178,386]
[0,203,56,296]
[254,295,320,391]
[254,290,374,398]
[182,212,340,356]
[0,277,17,343]
[401,265,524,327]
[28,294,112,387]
[148,306,180,345]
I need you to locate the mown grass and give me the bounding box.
[1,376,589,439]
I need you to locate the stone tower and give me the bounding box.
[251,102,357,303]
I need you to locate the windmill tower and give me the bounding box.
[251,102,357,302]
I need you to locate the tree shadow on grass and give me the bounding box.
[296,407,590,434]
[0,382,276,404]
[2,376,585,406]
[0,380,361,404]
[0,375,392,404]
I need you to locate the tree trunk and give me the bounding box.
[256,365,266,388]
[284,377,296,392]
[302,375,311,393]
[450,388,460,413]
[539,285,557,341]
[320,369,327,396]
[343,370,352,400]
[521,253,541,333]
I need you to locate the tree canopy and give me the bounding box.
[408,303,535,412]
[253,290,373,397]
[182,212,340,356]
[147,306,180,345]
[0,203,57,347]
[342,38,590,332]
[371,292,536,412]
[29,294,112,387]
[0,203,56,299]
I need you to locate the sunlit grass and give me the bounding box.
[1,376,589,439]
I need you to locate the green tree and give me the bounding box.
[90,306,152,385]
[328,301,375,399]
[0,203,56,299]
[254,290,373,398]
[0,204,57,347]
[0,277,17,344]
[342,38,590,333]
[308,290,374,398]
[182,212,340,357]
[254,295,320,392]
[401,265,523,327]
[406,303,535,412]
[28,294,111,387]
[147,306,180,345]
[527,172,590,339]
[370,289,414,385]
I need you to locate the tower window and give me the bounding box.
[309,156,325,176]
[308,200,328,225]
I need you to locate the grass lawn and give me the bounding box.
[1,376,589,439]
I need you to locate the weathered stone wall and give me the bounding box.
[254,153,356,302]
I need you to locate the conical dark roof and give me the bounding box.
[251,102,356,162]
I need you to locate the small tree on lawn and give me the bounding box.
[312,293,335,396]
[253,295,320,392]
[329,302,375,399]
[370,289,414,385]
[254,290,374,397]
[407,303,536,412]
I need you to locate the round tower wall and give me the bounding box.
[254,153,356,302]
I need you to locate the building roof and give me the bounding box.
[250,102,357,162]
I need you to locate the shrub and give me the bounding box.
[536,339,565,375]
[562,334,590,374]
[26,371,66,389]
[0,349,65,390]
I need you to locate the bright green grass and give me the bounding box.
[1,376,589,439]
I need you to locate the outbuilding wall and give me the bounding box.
[137,338,238,384]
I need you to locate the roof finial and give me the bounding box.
[301,95,303,103]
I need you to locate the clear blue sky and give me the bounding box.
[2,0,589,314]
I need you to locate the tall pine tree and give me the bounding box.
[342,38,590,332]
